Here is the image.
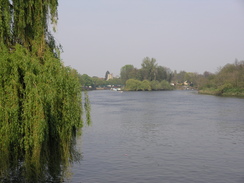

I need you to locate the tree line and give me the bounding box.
[78,74,122,89]
[120,57,173,91]
[197,60,244,96]
[79,58,244,96]
[79,57,174,91]
[169,60,244,96]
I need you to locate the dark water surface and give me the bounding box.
[68,90,244,183]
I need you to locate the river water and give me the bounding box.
[68,90,244,183]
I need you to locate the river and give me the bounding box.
[68,90,244,183]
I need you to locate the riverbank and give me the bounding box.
[198,88,244,97]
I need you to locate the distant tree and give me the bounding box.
[214,62,244,88]
[105,71,110,80]
[141,57,158,81]
[79,74,94,87]
[203,71,212,78]
[236,61,244,87]
[92,76,107,87]
[174,71,188,83]
[133,68,143,80]
[156,66,173,82]
[165,67,174,82]
[155,66,166,81]
[107,78,123,85]
[120,65,135,84]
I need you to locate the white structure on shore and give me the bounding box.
[106,73,113,81]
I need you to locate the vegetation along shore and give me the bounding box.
[79,58,244,97]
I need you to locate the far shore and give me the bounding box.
[198,88,244,97]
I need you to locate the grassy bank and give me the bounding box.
[198,87,244,97]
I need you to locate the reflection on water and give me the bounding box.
[0,134,82,183]
[70,90,244,183]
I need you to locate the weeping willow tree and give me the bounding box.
[0,1,85,182]
[0,0,59,55]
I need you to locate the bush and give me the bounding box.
[125,79,141,91]
[150,80,161,90]
[160,80,172,90]
[141,80,152,91]
[125,79,172,91]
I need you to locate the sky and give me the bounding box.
[54,0,244,78]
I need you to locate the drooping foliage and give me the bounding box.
[0,44,83,182]
[0,1,85,182]
[0,0,59,57]
[84,91,91,126]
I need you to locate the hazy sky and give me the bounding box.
[55,0,244,77]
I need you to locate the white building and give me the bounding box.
[106,73,113,81]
